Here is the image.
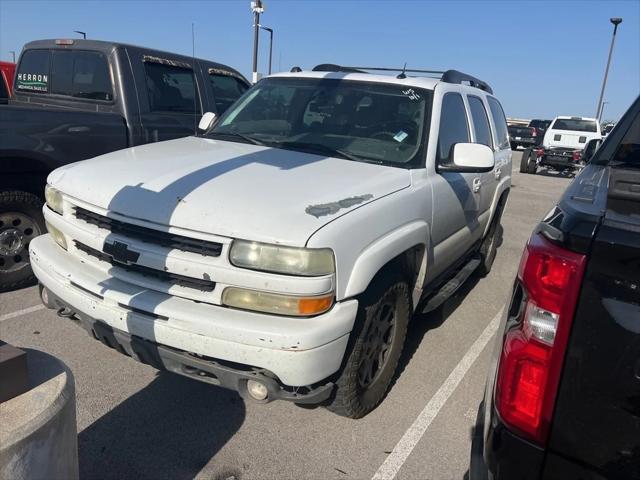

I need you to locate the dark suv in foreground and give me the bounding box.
[471,96,640,479]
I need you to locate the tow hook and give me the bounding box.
[57,307,76,319]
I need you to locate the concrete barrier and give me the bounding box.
[0,349,78,480]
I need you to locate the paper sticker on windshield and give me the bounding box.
[402,88,421,101]
[16,72,48,92]
[394,131,409,142]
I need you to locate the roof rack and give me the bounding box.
[309,64,493,94]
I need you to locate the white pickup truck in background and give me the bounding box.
[31,65,511,418]
[520,115,602,175]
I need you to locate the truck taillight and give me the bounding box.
[531,127,537,137]
[495,232,586,446]
[572,150,581,162]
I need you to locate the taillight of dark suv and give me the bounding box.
[495,232,586,446]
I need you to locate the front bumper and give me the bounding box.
[30,234,358,390]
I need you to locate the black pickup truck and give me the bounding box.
[471,96,640,479]
[508,119,550,150]
[0,39,250,290]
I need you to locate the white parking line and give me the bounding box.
[0,304,45,322]
[371,309,503,480]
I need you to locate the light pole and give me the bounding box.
[600,101,609,121]
[595,17,622,121]
[259,25,273,75]
[9,51,15,63]
[250,1,264,83]
[74,30,87,39]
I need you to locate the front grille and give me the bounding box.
[74,241,216,292]
[74,207,223,257]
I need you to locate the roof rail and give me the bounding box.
[441,70,493,94]
[309,64,493,94]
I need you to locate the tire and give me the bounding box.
[326,274,411,418]
[510,142,517,151]
[519,149,530,173]
[0,191,45,292]
[477,197,505,277]
[527,154,537,174]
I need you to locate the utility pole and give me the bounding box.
[259,25,273,75]
[595,18,622,121]
[250,1,264,83]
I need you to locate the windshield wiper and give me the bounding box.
[207,131,266,146]
[272,141,382,164]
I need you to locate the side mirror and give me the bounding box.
[439,143,495,173]
[581,138,602,163]
[198,112,217,133]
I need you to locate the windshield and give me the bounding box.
[551,118,597,132]
[208,77,431,167]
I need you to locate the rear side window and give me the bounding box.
[487,97,510,150]
[437,92,469,162]
[15,49,50,93]
[144,62,200,114]
[209,73,248,113]
[468,96,493,148]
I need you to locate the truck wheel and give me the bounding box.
[326,274,410,418]
[519,150,530,173]
[0,191,45,292]
[527,154,538,174]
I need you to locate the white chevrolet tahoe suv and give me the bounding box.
[32,65,511,418]
[520,115,601,175]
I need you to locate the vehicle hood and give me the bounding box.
[49,136,411,246]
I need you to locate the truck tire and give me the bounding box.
[326,274,410,418]
[527,153,538,174]
[0,191,45,292]
[519,150,530,173]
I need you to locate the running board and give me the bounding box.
[421,257,481,313]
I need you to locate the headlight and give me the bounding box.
[45,185,63,215]
[222,287,334,316]
[45,221,67,250]
[229,240,334,276]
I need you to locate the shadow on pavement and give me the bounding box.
[78,371,246,480]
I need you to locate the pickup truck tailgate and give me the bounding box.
[546,168,640,479]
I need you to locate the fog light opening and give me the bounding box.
[246,379,269,401]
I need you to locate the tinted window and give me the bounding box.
[551,118,597,132]
[468,96,492,147]
[437,93,469,162]
[144,62,199,113]
[15,49,50,93]
[51,50,74,96]
[487,97,510,150]
[209,73,248,113]
[529,119,551,130]
[72,51,112,101]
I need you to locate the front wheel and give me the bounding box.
[0,191,45,292]
[326,275,410,418]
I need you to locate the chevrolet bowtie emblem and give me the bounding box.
[103,241,140,265]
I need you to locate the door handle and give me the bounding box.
[473,177,481,193]
[495,168,501,180]
[67,126,90,133]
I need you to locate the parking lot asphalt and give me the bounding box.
[0,151,573,480]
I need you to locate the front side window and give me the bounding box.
[144,62,200,113]
[487,97,510,150]
[551,118,597,132]
[209,73,248,113]
[209,78,431,167]
[437,93,469,162]
[15,49,50,93]
[468,96,493,148]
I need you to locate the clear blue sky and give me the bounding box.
[1,0,638,120]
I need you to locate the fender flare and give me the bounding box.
[343,220,430,299]
[482,179,511,238]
